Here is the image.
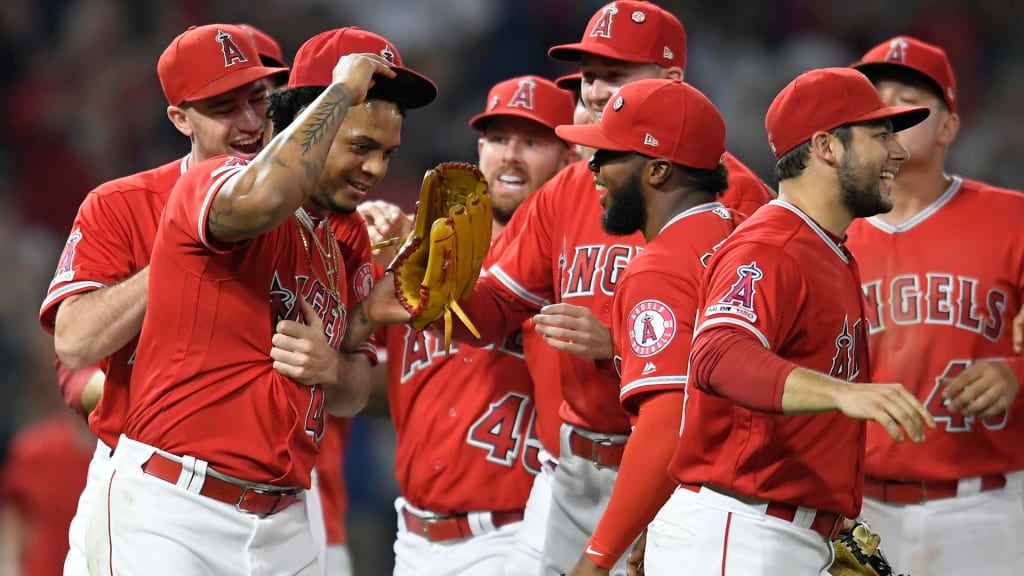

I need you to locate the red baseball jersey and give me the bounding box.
[671,200,870,518]
[483,154,771,434]
[39,157,187,448]
[0,415,93,576]
[316,417,351,544]
[313,211,375,543]
[847,177,1024,481]
[384,239,539,513]
[612,203,740,416]
[124,156,350,488]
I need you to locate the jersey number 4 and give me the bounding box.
[304,385,326,443]
[924,360,1009,432]
[466,392,542,474]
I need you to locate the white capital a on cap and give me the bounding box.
[590,4,619,38]
[507,78,537,110]
[885,38,909,63]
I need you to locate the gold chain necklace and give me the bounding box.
[294,209,342,305]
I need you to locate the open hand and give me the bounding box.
[835,382,935,442]
[943,360,1019,419]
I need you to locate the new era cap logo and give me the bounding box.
[612,96,624,111]
[590,4,618,38]
[664,46,674,60]
[644,133,659,147]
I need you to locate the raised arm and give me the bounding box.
[205,53,396,243]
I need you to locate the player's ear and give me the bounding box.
[558,142,580,168]
[809,130,839,167]
[937,110,960,147]
[646,158,672,186]
[166,105,193,139]
[662,66,684,82]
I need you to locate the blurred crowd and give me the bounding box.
[0,0,1020,573]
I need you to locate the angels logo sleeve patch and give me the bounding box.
[628,299,677,357]
[704,261,763,322]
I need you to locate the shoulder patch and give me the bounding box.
[628,299,676,357]
[51,229,83,286]
[705,261,762,322]
[353,262,373,301]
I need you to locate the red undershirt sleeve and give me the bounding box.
[54,357,101,419]
[690,327,797,413]
[583,391,684,569]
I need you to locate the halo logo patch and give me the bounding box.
[628,299,676,357]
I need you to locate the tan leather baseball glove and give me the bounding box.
[387,162,491,352]
[829,522,906,576]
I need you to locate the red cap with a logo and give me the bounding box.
[555,79,724,170]
[765,67,930,160]
[851,36,958,113]
[238,23,288,68]
[549,1,686,70]
[289,27,437,109]
[158,24,288,106]
[469,76,575,132]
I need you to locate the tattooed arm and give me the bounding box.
[206,53,396,243]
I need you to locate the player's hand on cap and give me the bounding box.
[271,296,339,386]
[358,200,413,266]
[626,530,647,576]
[332,53,396,106]
[835,382,935,443]
[943,360,1019,419]
[533,303,614,360]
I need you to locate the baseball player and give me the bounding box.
[363,75,576,576]
[0,412,93,576]
[846,36,1024,575]
[267,27,439,576]
[644,67,935,575]
[552,78,742,576]
[38,23,287,576]
[84,30,420,574]
[340,4,774,575]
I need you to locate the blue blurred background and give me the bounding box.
[1,0,1021,573]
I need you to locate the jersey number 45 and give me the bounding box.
[467,392,542,474]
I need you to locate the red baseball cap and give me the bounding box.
[238,24,288,68]
[765,67,930,160]
[555,79,725,170]
[288,27,437,109]
[469,76,575,132]
[555,73,582,93]
[548,1,686,70]
[158,24,288,106]
[851,36,958,113]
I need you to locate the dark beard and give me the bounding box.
[311,192,356,215]
[601,169,646,236]
[838,155,891,218]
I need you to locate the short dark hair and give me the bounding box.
[268,85,408,135]
[675,162,729,197]
[774,125,852,181]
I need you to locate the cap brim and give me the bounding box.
[371,67,437,109]
[186,65,290,104]
[850,104,930,133]
[851,61,947,102]
[555,123,632,153]
[470,109,562,132]
[555,74,582,91]
[548,42,649,64]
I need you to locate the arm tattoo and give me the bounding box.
[209,199,248,237]
[299,87,353,153]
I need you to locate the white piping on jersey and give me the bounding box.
[198,166,245,250]
[40,281,106,313]
[658,202,726,235]
[179,154,190,175]
[695,317,771,349]
[620,375,688,399]
[864,175,961,234]
[770,200,848,263]
[489,265,551,307]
